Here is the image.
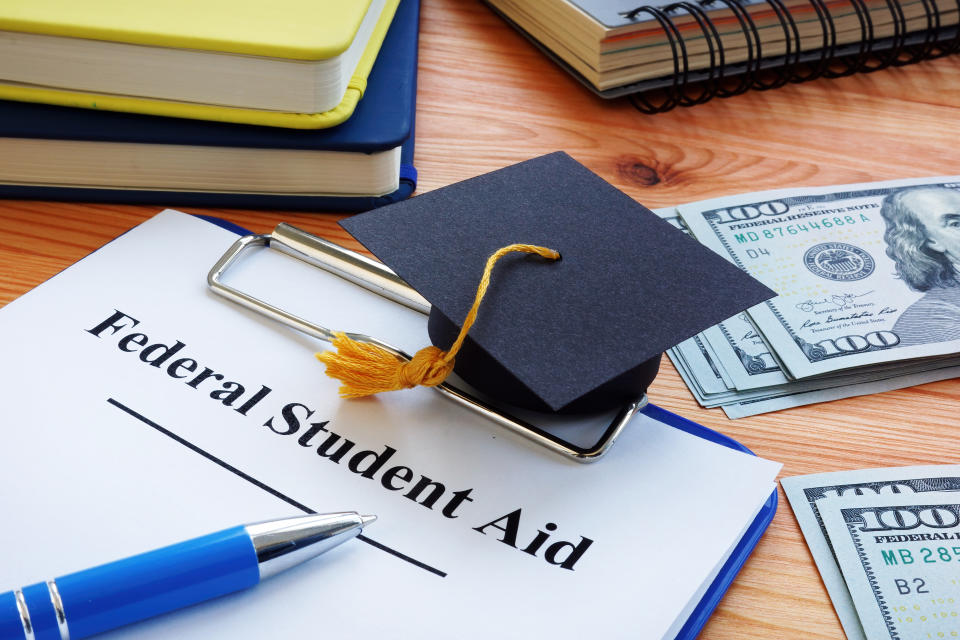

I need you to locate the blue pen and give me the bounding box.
[0,512,374,640]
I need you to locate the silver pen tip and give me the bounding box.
[360,514,377,527]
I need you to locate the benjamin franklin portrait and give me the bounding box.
[881,186,960,346]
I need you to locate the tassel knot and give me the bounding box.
[400,346,455,387]
[316,243,560,398]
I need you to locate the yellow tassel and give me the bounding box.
[316,243,560,398]
[316,337,452,398]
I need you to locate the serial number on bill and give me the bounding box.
[884,547,960,565]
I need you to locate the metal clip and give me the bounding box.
[208,223,646,463]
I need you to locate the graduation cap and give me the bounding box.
[321,152,774,414]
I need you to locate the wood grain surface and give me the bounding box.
[3,1,960,637]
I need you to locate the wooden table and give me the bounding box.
[3,1,960,637]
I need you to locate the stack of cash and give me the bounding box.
[783,466,960,640]
[660,176,960,418]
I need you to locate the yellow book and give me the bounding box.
[0,0,400,129]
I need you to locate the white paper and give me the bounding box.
[0,210,781,639]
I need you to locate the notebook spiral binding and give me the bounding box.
[620,0,960,113]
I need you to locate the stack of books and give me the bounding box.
[0,0,420,211]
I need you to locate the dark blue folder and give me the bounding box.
[0,0,420,212]
[641,404,778,640]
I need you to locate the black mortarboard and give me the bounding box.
[340,152,774,413]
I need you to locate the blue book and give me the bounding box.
[0,0,419,212]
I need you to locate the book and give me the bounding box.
[0,0,399,129]
[0,0,420,212]
[0,209,781,640]
[485,0,960,111]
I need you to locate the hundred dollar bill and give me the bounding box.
[656,208,790,391]
[820,492,960,640]
[701,317,788,391]
[667,328,957,411]
[723,359,960,418]
[667,335,733,397]
[657,207,887,396]
[782,467,960,640]
[676,341,960,413]
[678,176,960,379]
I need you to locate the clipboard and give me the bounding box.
[202,216,778,640]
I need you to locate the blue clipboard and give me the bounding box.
[641,404,778,640]
[201,214,777,639]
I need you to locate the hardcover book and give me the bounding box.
[0,0,400,128]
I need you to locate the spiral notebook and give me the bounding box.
[486,0,960,112]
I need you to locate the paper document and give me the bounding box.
[0,211,781,639]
